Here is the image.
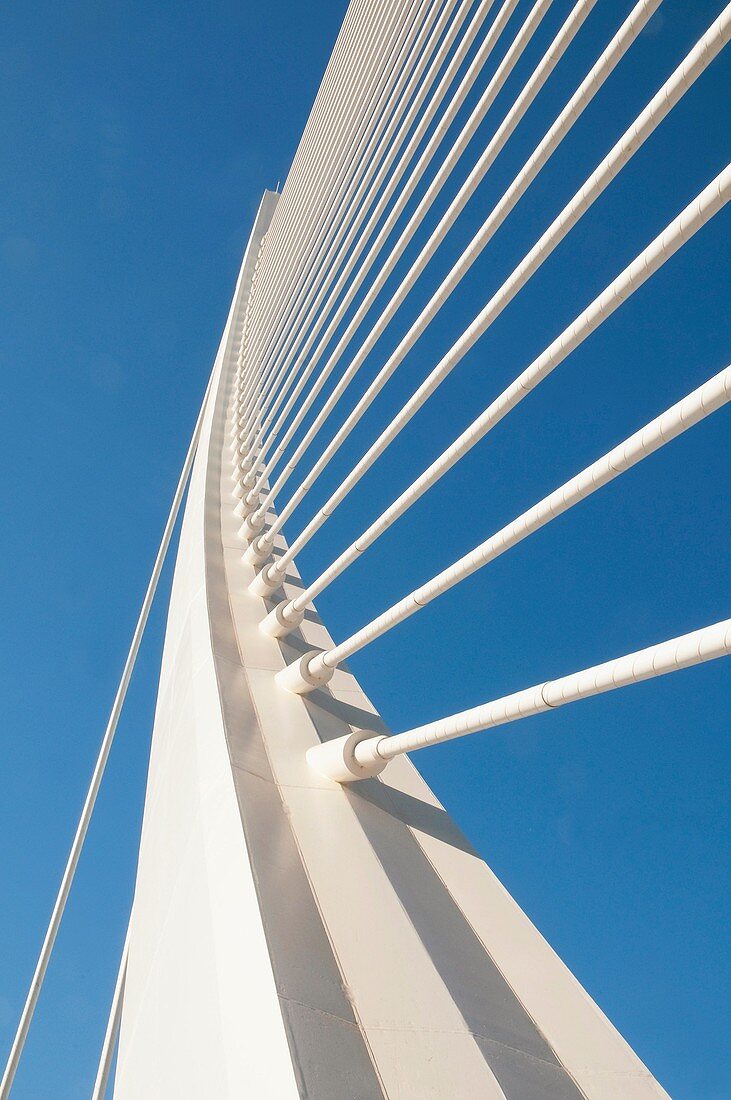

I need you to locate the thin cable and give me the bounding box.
[243,0,411,387]
[240,0,382,378]
[256,0,691,606]
[323,362,730,668]
[346,618,731,769]
[242,0,441,414]
[243,0,554,502]
[247,0,370,294]
[91,919,130,1100]
[0,366,217,1099]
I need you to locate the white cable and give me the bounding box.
[236,0,514,484]
[264,136,723,636]
[308,619,731,780]
[241,0,394,381]
[241,0,409,390]
[230,238,268,432]
[0,365,217,1099]
[240,0,366,337]
[238,0,446,434]
[250,0,663,572]
[253,0,677,598]
[245,0,371,309]
[243,0,437,383]
[244,0,555,499]
[234,0,429,480]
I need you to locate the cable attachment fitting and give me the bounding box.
[306,731,388,783]
[260,600,305,638]
[239,510,266,541]
[276,650,334,695]
[244,534,274,567]
[249,562,284,598]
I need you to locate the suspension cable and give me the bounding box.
[0,366,217,1099]
[307,619,731,781]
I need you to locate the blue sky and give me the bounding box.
[0,0,728,1096]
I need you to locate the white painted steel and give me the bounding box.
[240,0,465,379]
[117,0,723,1091]
[230,232,268,430]
[238,0,391,410]
[241,0,373,333]
[254,7,729,591]
[9,0,725,1090]
[254,0,663,590]
[306,729,389,783]
[232,0,419,471]
[235,0,363,366]
[340,619,731,773]
[239,0,442,407]
[264,156,730,633]
[236,0,516,468]
[176,199,671,1094]
[0,366,216,1100]
[239,0,540,495]
[231,239,267,451]
[114,191,300,1099]
[238,0,433,378]
[257,0,365,238]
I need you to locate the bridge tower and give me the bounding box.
[3,0,729,1095]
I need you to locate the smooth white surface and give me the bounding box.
[258,0,668,619]
[247,0,559,527]
[223,423,669,1099]
[238,0,449,423]
[92,921,129,1100]
[306,731,388,782]
[115,188,672,1093]
[114,192,299,1100]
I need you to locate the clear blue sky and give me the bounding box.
[0,0,728,1096]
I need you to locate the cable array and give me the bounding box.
[226,0,730,764]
